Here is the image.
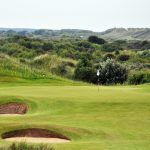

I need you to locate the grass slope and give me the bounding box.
[0,54,84,86]
[0,84,150,150]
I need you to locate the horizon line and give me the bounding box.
[0,27,150,33]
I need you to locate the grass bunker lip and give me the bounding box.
[1,128,71,141]
[0,102,28,115]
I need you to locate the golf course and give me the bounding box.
[0,28,150,150]
[0,79,150,150]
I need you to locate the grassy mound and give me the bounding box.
[0,54,83,85]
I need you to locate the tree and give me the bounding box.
[88,36,106,45]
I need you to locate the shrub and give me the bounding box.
[43,42,54,51]
[98,59,128,85]
[115,50,120,55]
[138,50,150,58]
[103,53,116,61]
[74,55,94,82]
[128,71,150,85]
[118,54,130,61]
[78,41,91,49]
[101,43,122,52]
[88,36,106,45]
[92,50,102,60]
[74,58,128,84]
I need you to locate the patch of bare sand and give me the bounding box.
[4,137,70,143]
[0,103,27,114]
[0,114,23,117]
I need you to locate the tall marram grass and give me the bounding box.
[0,142,54,150]
[0,53,84,85]
[0,53,51,79]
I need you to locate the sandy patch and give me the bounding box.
[4,137,70,143]
[0,103,27,114]
[2,128,71,144]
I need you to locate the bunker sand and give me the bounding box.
[2,128,71,144]
[0,103,27,114]
[4,137,70,143]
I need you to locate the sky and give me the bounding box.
[0,0,149,32]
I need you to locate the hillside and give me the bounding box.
[0,35,150,85]
[0,28,150,41]
[0,54,82,85]
[100,28,150,41]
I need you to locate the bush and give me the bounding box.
[43,42,54,51]
[102,43,122,52]
[138,50,150,58]
[98,59,128,85]
[128,71,150,85]
[103,53,116,61]
[115,50,120,55]
[0,142,54,150]
[118,54,130,61]
[74,58,128,84]
[74,55,94,82]
[88,36,106,45]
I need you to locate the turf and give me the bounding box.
[0,83,150,150]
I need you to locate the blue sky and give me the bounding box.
[0,0,149,31]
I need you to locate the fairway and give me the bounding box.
[0,84,150,150]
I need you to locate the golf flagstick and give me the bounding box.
[97,70,100,91]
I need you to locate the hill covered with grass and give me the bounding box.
[0,54,83,85]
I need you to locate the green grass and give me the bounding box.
[0,54,85,86]
[0,83,150,150]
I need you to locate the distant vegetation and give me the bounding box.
[1,28,150,41]
[0,34,150,85]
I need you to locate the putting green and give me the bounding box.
[0,84,150,150]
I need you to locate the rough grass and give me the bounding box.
[0,84,150,150]
[0,142,54,150]
[0,54,85,86]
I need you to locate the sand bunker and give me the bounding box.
[0,103,27,114]
[4,137,70,143]
[2,128,71,143]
